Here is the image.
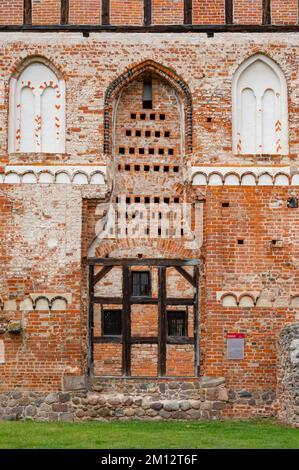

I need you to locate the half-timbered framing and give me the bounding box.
[88,258,201,378]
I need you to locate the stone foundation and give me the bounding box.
[0,377,277,422]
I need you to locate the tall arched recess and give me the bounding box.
[8,57,66,154]
[103,60,193,156]
[232,54,288,155]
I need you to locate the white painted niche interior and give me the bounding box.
[9,61,65,153]
[232,54,288,155]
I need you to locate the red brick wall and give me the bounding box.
[0,32,299,394]
[167,345,194,376]
[69,0,101,24]
[203,187,299,390]
[94,343,123,375]
[131,344,158,376]
[234,0,263,24]
[271,0,298,25]
[0,1,23,25]
[193,0,225,25]
[32,0,61,25]
[0,185,83,391]
[152,0,184,24]
[110,0,143,25]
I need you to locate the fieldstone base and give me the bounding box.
[0,377,277,422]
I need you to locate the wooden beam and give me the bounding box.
[94,336,122,343]
[130,296,158,304]
[158,267,167,376]
[166,298,194,306]
[92,296,123,304]
[2,24,299,33]
[23,0,32,25]
[92,295,194,305]
[61,0,69,24]
[174,266,194,286]
[94,336,194,345]
[193,265,200,377]
[102,0,110,25]
[167,337,194,344]
[131,336,158,344]
[263,0,271,25]
[88,258,201,267]
[93,265,113,286]
[144,0,151,26]
[122,265,131,376]
[225,0,233,24]
[184,0,192,25]
[88,265,95,375]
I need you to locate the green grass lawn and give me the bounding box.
[0,419,298,449]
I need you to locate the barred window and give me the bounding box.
[167,311,187,337]
[102,310,122,336]
[132,271,151,297]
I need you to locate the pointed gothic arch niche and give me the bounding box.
[104,60,192,156]
[232,54,288,155]
[9,57,65,154]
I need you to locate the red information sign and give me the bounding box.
[226,333,246,339]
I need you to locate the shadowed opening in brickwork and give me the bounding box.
[88,258,200,378]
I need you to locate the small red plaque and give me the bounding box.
[226,333,246,339]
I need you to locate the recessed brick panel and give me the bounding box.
[110,0,144,25]
[94,343,123,376]
[131,344,158,376]
[193,0,225,25]
[69,0,101,24]
[32,0,61,25]
[152,0,184,25]
[0,0,23,25]
[271,0,298,25]
[167,345,194,376]
[233,0,263,24]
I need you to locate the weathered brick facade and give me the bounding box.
[0,1,299,425]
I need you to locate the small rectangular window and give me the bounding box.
[132,271,151,297]
[143,77,153,109]
[102,310,122,336]
[167,311,187,337]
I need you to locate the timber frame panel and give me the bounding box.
[88,258,201,378]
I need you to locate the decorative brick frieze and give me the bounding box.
[191,166,296,186]
[0,166,107,185]
[217,292,299,309]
